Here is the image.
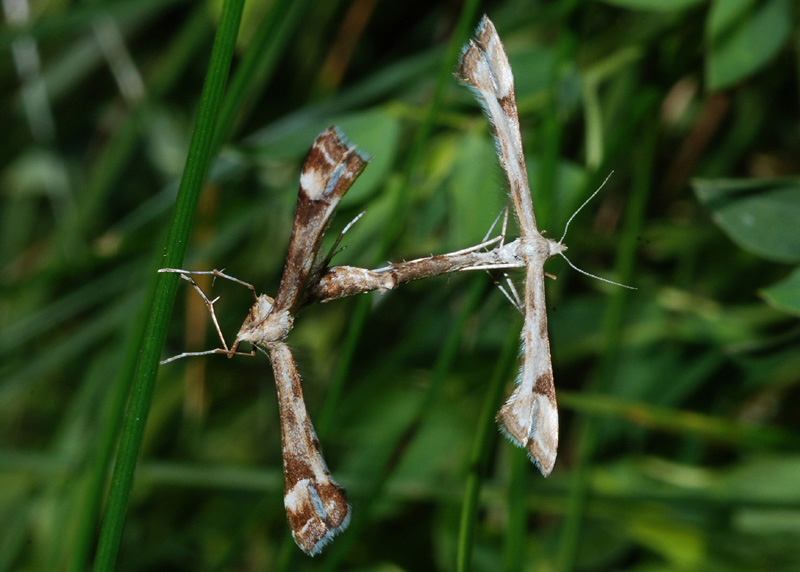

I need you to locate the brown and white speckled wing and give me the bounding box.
[236,128,368,349]
[458,16,561,476]
[496,262,558,476]
[273,127,369,314]
[456,15,538,238]
[268,341,350,556]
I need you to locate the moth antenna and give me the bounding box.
[558,252,636,290]
[559,171,614,244]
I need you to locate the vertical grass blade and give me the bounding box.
[91,2,244,569]
[456,325,520,572]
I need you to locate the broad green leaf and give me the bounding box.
[693,178,800,263]
[706,0,792,91]
[761,267,800,316]
[510,45,558,97]
[599,0,704,11]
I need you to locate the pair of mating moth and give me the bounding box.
[164,17,572,556]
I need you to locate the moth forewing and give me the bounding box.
[231,128,365,555]
[456,16,538,237]
[273,127,369,315]
[459,16,566,475]
[232,128,369,350]
[496,257,559,476]
[268,341,350,556]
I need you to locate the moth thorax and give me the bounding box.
[517,235,567,261]
[236,295,295,345]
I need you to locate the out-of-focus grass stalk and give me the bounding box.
[91,2,244,569]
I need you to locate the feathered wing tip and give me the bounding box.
[496,370,559,476]
[329,124,372,164]
[299,127,370,203]
[284,476,351,556]
[455,16,514,104]
[269,341,351,556]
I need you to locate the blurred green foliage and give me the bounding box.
[2,0,799,571]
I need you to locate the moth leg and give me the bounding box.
[496,273,524,313]
[481,206,510,247]
[321,210,366,268]
[160,347,255,366]
[159,270,257,364]
[159,268,258,301]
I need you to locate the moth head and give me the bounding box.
[549,240,568,258]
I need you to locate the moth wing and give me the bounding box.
[456,16,538,237]
[496,263,558,476]
[268,341,351,555]
[273,127,369,313]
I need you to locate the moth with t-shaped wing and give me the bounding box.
[162,15,572,556]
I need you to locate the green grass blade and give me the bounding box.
[456,325,520,572]
[91,2,244,569]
